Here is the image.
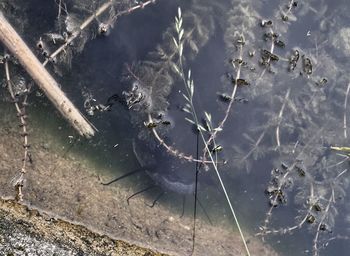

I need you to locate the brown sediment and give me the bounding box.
[0,104,278,256]
[0,11,96,138]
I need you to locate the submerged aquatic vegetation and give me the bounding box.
[2,0,350,255]
[118,0,350,255]
[2,54,33,201]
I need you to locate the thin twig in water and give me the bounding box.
[43,0,156,66]
[285,0,297,17]
[174,9,251,255]
[260,129,324,235]
[275,88,291,150]
[43,0,112,66]
[325,154,349,169]
[55,0,67,19]
[343,83,350,138]
[313,191,334,256]
[257,27,275,82]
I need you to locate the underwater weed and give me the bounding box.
[3,53,32,201]
[41,0,157,70]
[171,8,250,254]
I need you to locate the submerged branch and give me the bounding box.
[148,114,214,164]
[202,38,244,160]
[343,83,350,138]
[257,183,314,236]
[313,192,334,256]
[275,87,291,150]
[173,10,251,254]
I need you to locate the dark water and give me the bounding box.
[2,0,350,255]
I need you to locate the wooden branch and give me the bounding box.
[4,59,27,201]
[0,11,96,138]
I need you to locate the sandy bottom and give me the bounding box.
[0,103,277,256]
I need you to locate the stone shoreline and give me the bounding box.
[0,103,278,256]
[0,198,163,256]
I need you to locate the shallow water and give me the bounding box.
[1,0,350,255]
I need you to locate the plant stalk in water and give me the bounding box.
[173,7,251,255]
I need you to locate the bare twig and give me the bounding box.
[55,0,68,19]
[275,88,291,149]
[325,153,349,169]
[284,0,297,18]
[313,191,334,256]
[257,27,275,82]
[43,0,113,66]
[343,83,350,138]
[173,10,250,254]
[202,38,244,160]
[312,169,349,255]
[4,57,30,201]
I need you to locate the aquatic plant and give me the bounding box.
[118,0,350,255]
[2,0,350,255]
[0,0,156,200]
[2,53,32,201]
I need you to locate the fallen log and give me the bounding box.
[0,11,96,138]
